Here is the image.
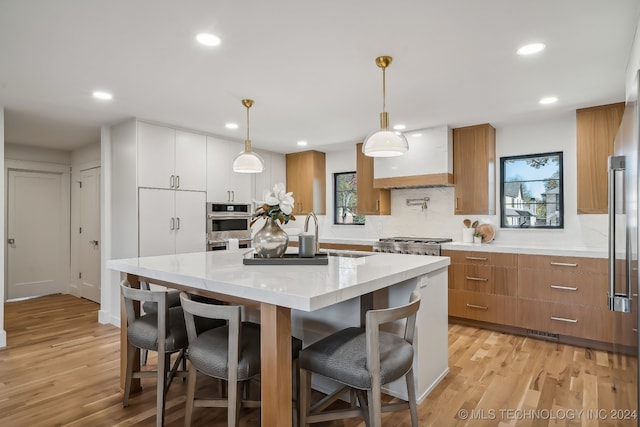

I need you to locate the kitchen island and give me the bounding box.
[107,249,450,427]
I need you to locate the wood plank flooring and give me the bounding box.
[0,294,637,426]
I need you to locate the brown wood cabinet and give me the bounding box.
[355,143,390,215]
[576,102,624,214]
[444,250,637,348]
[286,150,326,215]
[453,124,496,215]
[443,250,518,326]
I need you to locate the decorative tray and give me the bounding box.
[242,253,329,265]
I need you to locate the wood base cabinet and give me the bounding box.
[449,289,517,325]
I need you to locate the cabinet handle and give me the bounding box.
[633,328,638,333]
[376,200,380,211]
[175,175,180,189]
[170,175,175,188]
[550,316,577,323]
[466,276,488,282]
[170,217,175,230]
[227,190,231,202]
[550,284,578,291]
[550,262,577,267]
[176,217,180,230]
[466,304,488,310]
[455,198,459,210]
[465,256,488,261]
[231,190,235,202]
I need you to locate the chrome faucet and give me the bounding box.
[304,212,320,254]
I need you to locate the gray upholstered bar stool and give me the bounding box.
[298,291,421,427]
[179,292,303,427]
[120,280,190,426]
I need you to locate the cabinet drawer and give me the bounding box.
[449,264,517,296]
[518,270,607,308]
[518,299,611,342]
[444,250,517,267]
[518,254,607,274]
[449,290,517,326]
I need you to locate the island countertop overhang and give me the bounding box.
[107,250,450,312]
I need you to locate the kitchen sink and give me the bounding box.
[325,251,372,258]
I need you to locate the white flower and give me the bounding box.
[252,183,296,224]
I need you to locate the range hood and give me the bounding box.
[373,125,453,188]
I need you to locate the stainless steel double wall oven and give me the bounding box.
[206,203,252,250]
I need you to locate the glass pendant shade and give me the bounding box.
[362,130,409,157]
[233,145,264,173]
[362,111,409,157]
[362,56,408,157]
[232,98,264,173]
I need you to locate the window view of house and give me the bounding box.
[500,152,563,228]
[334,172,365,225]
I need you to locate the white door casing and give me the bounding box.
[78,167,101,303]
[7,170,68,299]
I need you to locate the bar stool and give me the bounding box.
[179,292,303,427]
[120,280,189,426]
[298,291,421,427]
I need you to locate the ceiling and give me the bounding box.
[0,1,638,153]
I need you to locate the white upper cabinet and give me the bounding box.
[137,122,206,191]
[373,125,453,188]
[206,136,253,203]
[252,149,286,204]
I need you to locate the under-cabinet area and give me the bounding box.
[442,249,638,350]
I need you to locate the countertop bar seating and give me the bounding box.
[107,249,450,426]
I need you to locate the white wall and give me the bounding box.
[314,111,608,249]
[5,143,71,164]
[0,108,6,347]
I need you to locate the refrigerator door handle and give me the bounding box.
[608,155,632,312]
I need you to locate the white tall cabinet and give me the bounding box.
[207,136,253,203]
[138,188,206,257]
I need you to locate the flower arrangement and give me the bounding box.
[252,183,296,225]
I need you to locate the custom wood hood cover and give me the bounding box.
[373,125,453,188]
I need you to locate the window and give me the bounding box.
[334,172,365,225]
[500,152,563,229]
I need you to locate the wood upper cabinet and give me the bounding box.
[453,124,496,215]
[356,143,390,215]
[286,150,326,215]
[576,102,624,214]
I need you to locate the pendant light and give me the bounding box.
[362,56,409,157]
[233,99,264,173]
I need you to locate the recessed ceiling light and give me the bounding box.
[297,141,308,146]
[225,123,239,129]
[393,124,406,130]
[411,133,422,137]
[517,43,546,56]
[196,33,221,47]
[539,96,558,105]
[92,91,112,100]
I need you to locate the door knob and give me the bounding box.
[7,238,15,245]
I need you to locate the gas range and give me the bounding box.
[372,237,452,256]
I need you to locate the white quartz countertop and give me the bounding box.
[441,241,607,258]
[107,250,450,312]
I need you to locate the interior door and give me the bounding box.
[7,170,66,299]
[78,167,101,303]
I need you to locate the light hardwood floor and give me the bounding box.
[0,294,637,426]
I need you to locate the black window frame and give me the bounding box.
[500,151,564,229]
[333,171,365,226]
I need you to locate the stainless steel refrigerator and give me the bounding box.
[609,69,639,413]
